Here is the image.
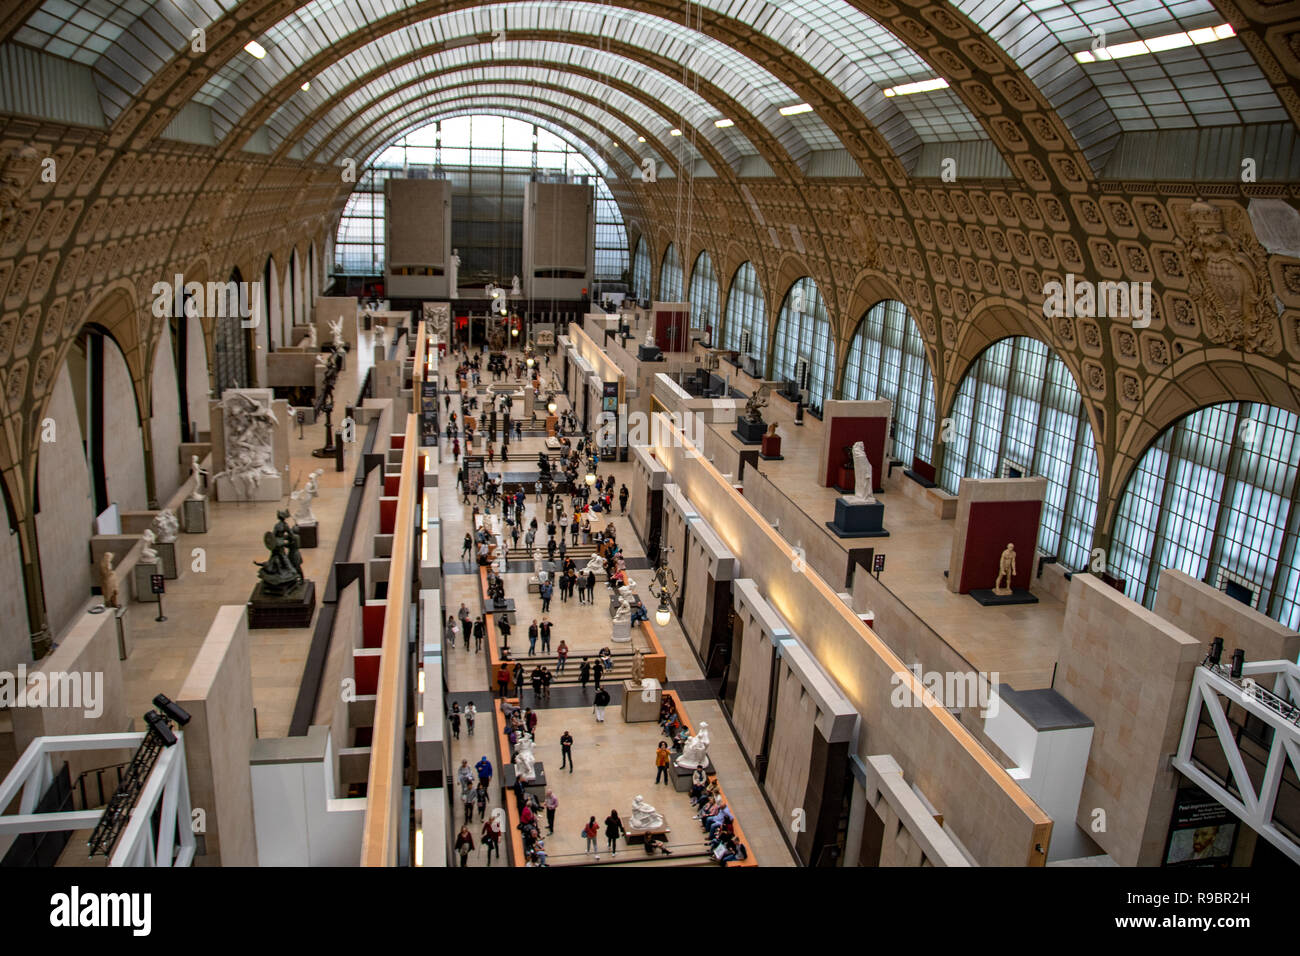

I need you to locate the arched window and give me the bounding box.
[722,262,766,363]
[771,277,835,414]
[938,337,1098,571]
[1110,402,1300,628]
[659,243,682,301]
[842,299,937,469]
[631,237,651,301]
[687,251,718,332]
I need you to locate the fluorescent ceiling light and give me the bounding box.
[1074,22,1235,63]
[778,102,812,116]
[300,81,310,91]
[714,118,734,128]
[244,40,267,59]
[882,77,949,97]
[670,128,682,136]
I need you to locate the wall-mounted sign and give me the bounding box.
[601,381,619,413]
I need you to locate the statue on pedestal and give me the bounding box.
[744,385,769,424]
[255,509,304,597]
[329,316,345,351]
[189,455,208,500]
[306,324,318,349]
[511,275,521,296]
[630,794,664,830]
[583,553,606,577]
[139,528,159,565]
[292,468,324,523]
[644,326,655,348]
[514,732,537,782]
[448,249,460,293]
[675,722,711,768]
[152,508,179,544]
[849,441,876,503]
[630,649,645,687]
[98,552,119,609]
[994,543,1016,595]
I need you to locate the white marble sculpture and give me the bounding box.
[630,795,664,830]
[850,441,876,504]
[152,508,179,544]
[994,542,1016,595]
[292,468,324,524]
[217,391,279,497]
[189,455,208,500]
[511,275,521,296]
[644,326,655,348]
[98,552,119,609]
[329,316,345,350]
[583,553,606,576]
[448,249,460,292]
[631,649,645,687]
[514,732,537,782]
[612,585,633,625]
[675,722,711,769]
[306,324,318,348]
[139,528,159,565]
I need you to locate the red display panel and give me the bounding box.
[825,416,888,491]
[959,500,1041,593]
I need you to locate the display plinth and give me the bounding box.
[503,762,548,801]
[297,521,318,549]
[622,680,660,721]
[625,819,670,845]
[610,617,632,642]
[248,579,317,628]
[637,345,663,362]
[760,433,783,460]
[732,417,765,445]
[904,469,937,489]
[155,540,179,579]
[132,562,161,603]
[181,498,208,533]
[672,759,714,792]
[216,472,283,502]
[825,498,890,538]
[969,588,1039,607]
[488,598,516,624]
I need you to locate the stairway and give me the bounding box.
[498,645,646,686]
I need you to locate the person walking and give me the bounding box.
[528,619,539,656]
[459,602,472,647]
[481,817,501,866]
[544,789,558,834]
[475,780,488,820]
[604,809,625,857]
[464,701,477,736]
[539,618,553,654]
[585,569,597,605]
[583,816,600,858]
[560,730,574,772]
[449,701,461,740]
[579,657,591,691]
[461,534,472,562]
[445,614,458,653]
[513,661,526,697]
[461,784,475,824]
[457,758,474,795]
[593,657,604,690]
[655,741,672,785]
[496,663,510,698]
[593,686,610,722]
[540,579,553,613]
[475,754,493,786]
[540,666,553,700]
[455,825,475,866]
[619,483,629,514]
[530,668,543,702]
[556,639,569,673]
[498,613,511,649]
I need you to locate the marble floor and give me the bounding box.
[118,329,382,738]
[439,346,794,866]
[710,369,1067,689]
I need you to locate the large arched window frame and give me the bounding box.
[771,277,835,414]
[721,262,766,362]
[842,299,937,469]
[938,337,1099,571]
[659,243,683,302]
[631,237,651,302]
[687,251,719,332]
[1110,402,1300,629]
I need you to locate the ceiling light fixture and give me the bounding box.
[1074,22,1235,63]
[778,103,812,116]
[637,135,646,142]
[714,118,734,128]
[244,40,267,59]
[670,128,682,136]
[300,81,310,92]
[882,77,949,97]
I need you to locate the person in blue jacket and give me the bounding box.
[475,755,493,785]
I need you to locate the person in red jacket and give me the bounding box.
[454,825,475,867]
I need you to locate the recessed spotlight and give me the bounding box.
[1074,22,1235,63]
[244,40,267,59]
[882,77,949,97]
[778,102,812,116]
[714,118,734,128]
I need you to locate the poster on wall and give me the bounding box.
[601,381,618,413]
[419,380,438,446]
[464,455,485,497]
[1162,787,1238,866]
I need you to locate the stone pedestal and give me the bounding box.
[969,588,1039,607]
[155,540,179,579]
[621,680,660,721]
[760,432,783,460]
[503,762,548,801]
[546,414,557,437]
[611,617,631,643]
[732,417,765,445]
[248,580,317,628]
[826,497,890,538]
[216,472,283,502]
[133,561,162,603]
[181,497,208,533]
[637,345,662,362]
[297,521,318,549]
[625,819,670,845]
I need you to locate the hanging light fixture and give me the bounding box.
[547,398,558,415]
[648,538,678,628]
[526,356,534,368]
[655,597,671,628]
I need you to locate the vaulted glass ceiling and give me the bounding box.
[8,0,1291,178]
